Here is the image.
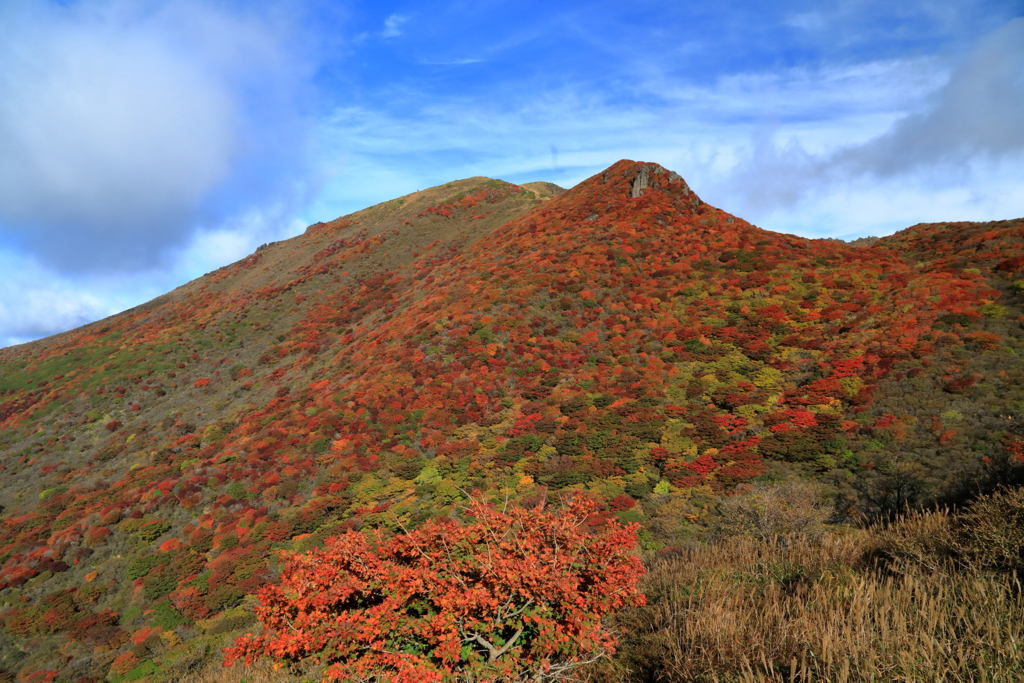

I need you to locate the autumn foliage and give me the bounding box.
[224,497,645,682]
[0,162,1021,680]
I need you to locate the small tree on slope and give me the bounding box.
[224,497,646,682]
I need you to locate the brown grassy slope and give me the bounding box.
[0,176,540,511]
[0,175,542,356]
[587,487,1024,683]
[520,181,566,199]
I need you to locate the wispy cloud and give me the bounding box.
[382,13,409,38]
[169,205,308,282]
[311,16,1024,241]
[416,57,485,66]
[705,17,1024,224]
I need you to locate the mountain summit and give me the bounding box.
[1,161,1023,681]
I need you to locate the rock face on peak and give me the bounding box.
[588,159,696,200]
[1,160,1023,681]
[622,161,686,198]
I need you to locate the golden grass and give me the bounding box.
[594,523,1024,683]
[169,659,300,683]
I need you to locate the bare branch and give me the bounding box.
[497,598,533,621]
[462,627,526,663]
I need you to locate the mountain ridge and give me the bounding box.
[1,160,1023,682]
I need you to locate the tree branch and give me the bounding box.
[498,598,533,621]
[462,627,526,663]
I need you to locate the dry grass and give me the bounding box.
[169,659,300,683]
[591,500,1024,683]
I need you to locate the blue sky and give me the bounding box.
[1,0,1022,347]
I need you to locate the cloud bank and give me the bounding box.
[0,0,317,272]
[835,18,1024,175]
[713,18,1024,216]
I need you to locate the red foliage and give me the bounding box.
[684,454,718,475]
[159,538,183,553]
[996,256,1024,272]
[1003,435,1024,464]
[608,495,636,511]
[109,652,139,676]
[225,497,644,682]
[508,413,542,436]
[943,373,982,394]
[963,332,1002,350]
[20,671,59,683]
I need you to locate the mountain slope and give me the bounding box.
[0,161,1022,682]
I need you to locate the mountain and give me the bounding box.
[1,160,1022,682]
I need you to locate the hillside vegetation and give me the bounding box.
[1,160,1023,682]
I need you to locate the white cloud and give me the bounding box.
[382,13,409,38]
[0,0,317,272]
[0,16,236,230]
[0,201,308,348]
[170,207,308,282]
[743,159,1024,241]
[699,18,1024,229]
[0,252,130,347]
[833,18,1024,175]
[416,57,485,66]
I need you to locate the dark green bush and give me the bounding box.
[127,554,170,581]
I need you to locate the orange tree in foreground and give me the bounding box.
[224,497,645,682]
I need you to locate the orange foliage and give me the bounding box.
[225,497,644,682]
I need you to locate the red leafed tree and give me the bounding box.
[224,497,645,682]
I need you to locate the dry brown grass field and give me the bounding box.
[587,487,1024,683]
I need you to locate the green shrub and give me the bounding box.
[226,481,250,500]
[38,487,63,501]
[980,303,1007,318]
[143,565,180,600]
[152,599,190,630]
[127,554,170,580]
[121,518,172,543]
[121,660,161,682]
[120,605,143,626]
